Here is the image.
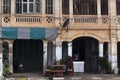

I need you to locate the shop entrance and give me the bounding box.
[13,39,43,73]
[72,37,99,73]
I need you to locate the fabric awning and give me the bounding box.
[0,27,58,40]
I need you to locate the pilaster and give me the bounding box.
[68,42,72,57]
[69,0,73,25]
[43,41,47,73]
[97,0,101,23]
[99,42,103,57]
[55,36,62,61]
[11,0,15,25]
[0,0,2,13]
[9,41,13,74]
[0,0,2,27]
[110,38,117,70]
[42,0,46,23]
[0,40,3,79]
[108,0,116,29]
[54,0,60,27]
[11,0,15,15]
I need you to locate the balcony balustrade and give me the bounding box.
[1,14,111,29]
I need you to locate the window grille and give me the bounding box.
[62,0,69,15]
[46,0,53,14]
[3,0,11,14]
[16,0,41,14]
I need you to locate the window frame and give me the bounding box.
[73,0,97,15]
[16,0,41,14]
[46,0,53,14]
[117,0,120,15]
[62,0,69,15]
[3,0,11,14]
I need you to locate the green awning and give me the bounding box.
[0,27,58,40]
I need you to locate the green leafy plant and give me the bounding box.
[3,63,11,76]
[99,56,112,74]
[47,65,53,70]
[60,58,66,65]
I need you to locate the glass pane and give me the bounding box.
[30,0,34,2]
[73,0,97,15]
[46,0,53,14]
[3,0,6,5]
[36,0,40,3]
[23,0,27,2]
[16,0,19,3]
[62,0,69,14]
[36,3,41,13]
[117,0,120,15]
[23,4,27,12]
[3,0,11,14]
[46,0,52,5]
[29,4,33,12]
[16,0,22,13]
[47,7,52,14]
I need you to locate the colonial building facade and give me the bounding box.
[0,0,120,76]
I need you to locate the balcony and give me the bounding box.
[2,14,110,29]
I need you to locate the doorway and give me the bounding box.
[13,39,43,73]
[72,37,99,73]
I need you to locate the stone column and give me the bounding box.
[43,41,47,73]
[108,0,116,17]
[108,42,111,62]
[55,37,62,61]
[42,0,46,23]
[110,39,117,71]
[108,0,117,73]
[97,0,101,23]
[108,0,116,28]
[0,0,2,13]
[11,0,15,25]
[59,0,63,26]
[68,42,72,57]
[0,40,3,79]
[0,0,2,27]
[11,0,15,14]
[99,43,103,57]
[9,41,13,74]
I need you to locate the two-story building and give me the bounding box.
[0,0,120,75]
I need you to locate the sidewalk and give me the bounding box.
[3,73,120,80]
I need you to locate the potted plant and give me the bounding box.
[99,56,112,74]
[3,63,11,77]
[60,58,66,65]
